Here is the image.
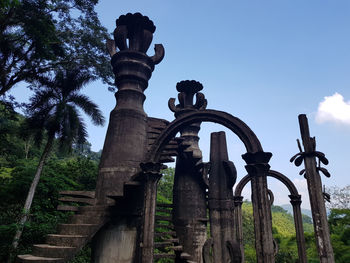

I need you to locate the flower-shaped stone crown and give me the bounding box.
[114,13,156,53]
[168,80,207,115]
[107,13,164,66]
[116,13,156,33]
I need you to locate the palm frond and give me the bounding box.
[24,66,103,150]
[69,94,105,126]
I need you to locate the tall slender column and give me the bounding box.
[233,196,244,262]
[297,114,334,263]
[208,131,241,263]
[93,13,164,263]
[289,194,307,263]
[242,152,274,263]
[169,80,208,262]
[139,162,162,263]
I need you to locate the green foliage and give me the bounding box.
[157,167,175,203]
[242,202,316,263]
[241,202,256,262]
[272,211,296,236]
[0,0,113,96]
[328,209,350,263]
[25,67,105,150]
[0,157,99,261]
[0,110,100,261]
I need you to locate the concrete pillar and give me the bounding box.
[289,194,307,263]
[170,80,208,262]
[233,196,244,262]
[297,114,334,263]
[242,152,274,263]
[208,131,241,263]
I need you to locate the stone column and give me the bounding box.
[139,162,162,263]
[242,152,274,263]
[297,114,334,263]
[93,13,164,263]
[233,195,244,262]
[289,194,307,263]
[208,131,241,263]
[169,80,208,262]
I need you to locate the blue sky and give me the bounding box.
[10,1,350,208]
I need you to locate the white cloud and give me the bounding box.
[315,93,350,126]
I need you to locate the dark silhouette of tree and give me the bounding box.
[0,0,113,96]
[9,68,105,259]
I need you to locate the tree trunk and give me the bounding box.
[8,135,54,263]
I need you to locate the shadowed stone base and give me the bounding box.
[92,222,137,263]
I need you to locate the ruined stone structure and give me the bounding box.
[18,13,334,263]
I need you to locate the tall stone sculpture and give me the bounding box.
[169,80,208,262]
[291,114,334,263]
[206,131,241,263]
[93,13,165,262]
[17,12,334,263]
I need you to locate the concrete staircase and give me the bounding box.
[154,203,181,261]
[18,118,200,262]
[17,183,139,262]
[154,203,197,263]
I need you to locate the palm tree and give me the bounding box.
[10,68,105,256]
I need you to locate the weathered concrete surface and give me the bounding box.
[92,222,137,263]
[171,81,208,262]
[208,131,241,263]
[93,13,164,263]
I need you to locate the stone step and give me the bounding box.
[161,150,178,156]
[154,241,176,248]
[164,238,179,243]
[46,234,87,247]
[17,254,64,263]
[58,196,95,205]
[77,205,110,213]
[32,244,75,259]
[59,190,95,199]
[70,214,105,224]
[155,207,172,213]
[157,203,173,208]
[154,231,176,237]
[153,253,176,259]
[159,156,175,163]
[155,223,174,230]
[155,215,172,221]
[56,205,79,212]
[58,224,99,235]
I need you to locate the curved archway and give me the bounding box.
[147,109,263,162]
[145,109,272,261]
[234,170,299,197]
[233,170,307,263]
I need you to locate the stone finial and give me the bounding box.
[109,13,165,91]
[168,80,207,116]
[109,13,164,65]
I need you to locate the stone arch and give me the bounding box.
[147,109,263,163]
[234,170,299,197]
[233,170,307,263]
[145,109,273,262]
